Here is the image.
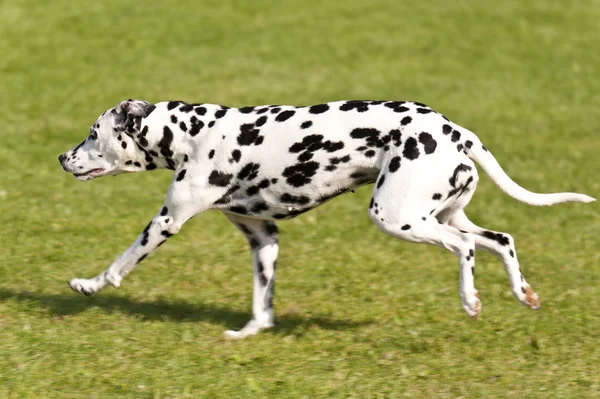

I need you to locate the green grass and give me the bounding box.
[1,0,599,397]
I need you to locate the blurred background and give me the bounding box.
[0,1,598,397]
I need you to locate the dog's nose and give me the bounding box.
[58,153,67,163]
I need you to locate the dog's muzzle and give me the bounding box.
[58,153,69,171]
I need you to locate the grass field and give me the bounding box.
[1,0,599,397]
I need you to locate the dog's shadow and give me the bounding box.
[0,289,370,336]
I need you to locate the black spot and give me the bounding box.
[323,141,345,153]
[264,222,278,236]
[208,170,234,186]
[179,121,187,132]
[432,193,442,200]
[521,287,526,294]
[246,186,260,196]
[176,169,187,182]
[257,261,268,286]
[418,133,437,154]
[237,123,262,146]
[471,267,475,276]
[451,130,461,142]
[369,198,374,209]
[271,178,278,184]
[280,193,310,205]
[146,163,157,170]
[376,173,386,189]
[482,231,510,246]
[301,121,313,129]
[251,202,269,214]
[282,161,319,187]
[136,254,148,264]
[141,232,149,246]
[401,224,411,230]
[275,110,295,122]
[389,156,401,173]
[237,162,261,181]
[442,124,452,134]
[160,207,168,216]
[298,152,314,162]
[179,104,194,113]
[230,149,241,163]
[416,108,432,114]
[449,164,473,187]
[482,145,488,152]
[255,116,268,127]
[229,206,248,215]
[364,150,376,158]
[309,104,330,114]
[465,140,473,149]
[400,116,412,126]
[161,230,173,237]
[239,106,255,114]
[157,126,174,158]
[167,101,182,111]
[188,118,203,137]
[403,137,420,160]
[384,102,409,112]
[469,249,474,257]
[183,155,189,162]
[208,149,215,159]
[256,107,269,114]
[134,162,141,167]
[215,109,227,119]
[457,144,464,152]
[208,121,215,128]
[340,100,370,112]
[389,129,402,147]
[170,115,178,123]
[510,249,515,258]
[194,106,207,116]
[270,107,281,114]
[125,160,132,165]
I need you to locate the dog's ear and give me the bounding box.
[113,99,156,134]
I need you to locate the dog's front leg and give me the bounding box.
[68,179,218,296]
[222,214,279,339]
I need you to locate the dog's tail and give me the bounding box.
[465,134,595,206]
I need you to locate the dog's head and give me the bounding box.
[58,100,156,180]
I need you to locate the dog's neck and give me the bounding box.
[130,109,198,172]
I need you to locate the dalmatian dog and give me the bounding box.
[59,99,595,338]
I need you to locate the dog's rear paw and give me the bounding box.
[462,292,482,319]
[224,319,273,339]
[68,278,98,297]
[521,286,541,310]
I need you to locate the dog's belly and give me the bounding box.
[220,165,379,220]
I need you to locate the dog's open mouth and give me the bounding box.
[73,168,105,179]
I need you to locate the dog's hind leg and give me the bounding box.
[223,214,279,338]
[446,210,540,310]
[369,159,481,318]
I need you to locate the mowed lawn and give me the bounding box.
[1,0,599,397]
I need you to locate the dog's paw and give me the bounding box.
[224,319,274,339]
[68,278,98,296]
[461,291,482,319]
[519,285,541,310]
